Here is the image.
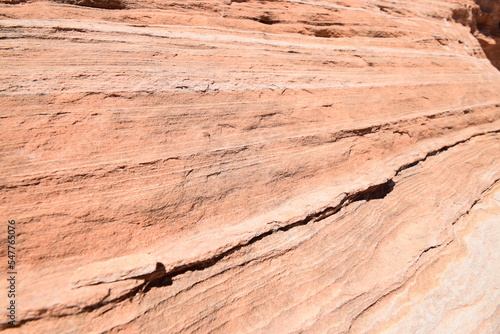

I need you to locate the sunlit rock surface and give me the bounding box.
[1,0,499,332]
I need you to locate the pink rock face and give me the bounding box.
[70,254,157,288]
[0,0,499,332]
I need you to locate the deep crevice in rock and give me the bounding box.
[350,180,395,202]
[57,0,126,10]
[249,14,281,25]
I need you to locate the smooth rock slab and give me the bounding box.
[70,254,157,288]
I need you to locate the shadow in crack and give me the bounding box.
[58,0,126,9]
[141,263,173,292]
[350,180,395,202]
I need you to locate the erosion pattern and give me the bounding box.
[1,0,499,333]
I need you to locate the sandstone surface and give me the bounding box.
[0,0,499,333]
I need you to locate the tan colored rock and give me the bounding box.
[349,181,500,334]
[0,0,499,332]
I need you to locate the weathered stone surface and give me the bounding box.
[0,0,499,332]
[452,0,500,70]
[349,180,500,334]
[70,254,157,288]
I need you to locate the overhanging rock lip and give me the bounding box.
[70,253,157,288]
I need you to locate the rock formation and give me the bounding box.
[0,0,499,333]
[452,0,500,70]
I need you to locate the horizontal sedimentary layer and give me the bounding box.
[1,0,500,332]
[10,127,500,333]
[2,8,500,272]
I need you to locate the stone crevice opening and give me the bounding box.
[56,0,125,9]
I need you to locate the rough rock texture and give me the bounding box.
[453,0,500,70]
[0,0,499,333]
[70,254,157,288]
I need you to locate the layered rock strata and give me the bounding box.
[1,0,499,333]
[453,0,500,70]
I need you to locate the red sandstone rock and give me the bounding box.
[0,0,499,332]
[70,254,157,288]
